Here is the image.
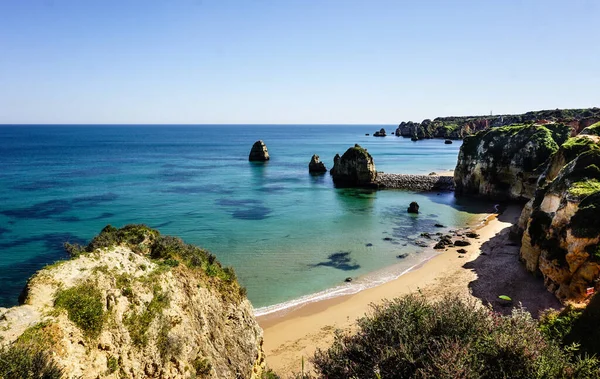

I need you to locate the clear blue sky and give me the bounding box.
[1,0,598,124]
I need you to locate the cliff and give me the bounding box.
[0,225,264,378]
[454,123,570,201]
[395,107,600,140]
[519,135,600,303]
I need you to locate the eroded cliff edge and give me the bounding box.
[454,121,600,305]
[0,225,264,378]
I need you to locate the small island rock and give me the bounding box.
[308,154,327,174]
[330,144,377,187]
[445,139,453,144]
[407,201,419,214]
[248,140,270,161]
[373,128,387,137]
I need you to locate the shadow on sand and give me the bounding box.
[463,209,562,317]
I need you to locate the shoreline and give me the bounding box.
[257,204,562,374]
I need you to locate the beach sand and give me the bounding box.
[258,204,562,375]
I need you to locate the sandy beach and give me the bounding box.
[258,204,562,375]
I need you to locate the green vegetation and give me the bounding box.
[0,322,63,378]
[459,124,562,172]
[106,355,119,374]
[310,295,600,378]
[192,357,212,377]
[156,320,183,361]
[561,136,600,163]
[54,282,105,339]
[570,192,600,238]
[340,144,371,161]
[64,224,247,304]
[0,344,63,379]
[124,285,169,347]
[540,293,600,358]
[569,179,600,198]
[584,121,600,136]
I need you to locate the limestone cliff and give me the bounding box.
[395,107,600,140]
[0,225,264,378]
[330,144,377,187]
[519,136,600,303]
[454,123,570,201]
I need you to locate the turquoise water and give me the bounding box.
[0,125,493,310]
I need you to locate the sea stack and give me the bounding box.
[330,144,377,187]
[308,154,327,174]
[249,140,270,161]
[373,128,387,137]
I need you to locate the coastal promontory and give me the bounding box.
[454,123,570,200]
[0,225,264,378]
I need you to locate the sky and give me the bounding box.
[0,0,598,124]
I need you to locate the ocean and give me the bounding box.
[0,125,493,312]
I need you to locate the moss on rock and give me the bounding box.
[570,192,600,238]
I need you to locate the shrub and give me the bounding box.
[0,344,63,379]
[54,282,105,339]
[192,357,212,377]
[124,285,169,347]
[311,295,599,378]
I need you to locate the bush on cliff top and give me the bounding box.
[311,295,600,379]
[54,282,105,339]
[63,224,246,304]
[459,124,564,172]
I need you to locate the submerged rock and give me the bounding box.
[345,277,353,283]
[407,202,419,214]
[249,140,270,161]
[330,144,377,187]
[397,253,409,259]
[308,154,327,174]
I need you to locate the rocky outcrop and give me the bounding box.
[518,136,600,303]
[308,154,327,174]
[0,225,264,378]
[249,140,269,161]
[330,144,377,187]
[454,123,570,201]
[407,202,419,214]
[581,121,600,136]
[373,128,386,137]
[394,107,600,140]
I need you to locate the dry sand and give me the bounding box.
[258,204,562,375]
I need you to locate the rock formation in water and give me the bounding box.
[308,154,327,174]
[249,140,270,161]
[407,202,419,214]
[394,107,600,140]
[454,123,570,201]
[330,144,377,187]
[373,128,386,137]
[0,225,264,378]
[518,135,600,303]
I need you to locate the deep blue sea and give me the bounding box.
[0,125,493,312]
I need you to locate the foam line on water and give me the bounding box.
[253,256,436,317]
